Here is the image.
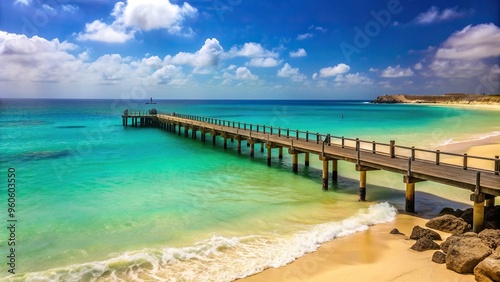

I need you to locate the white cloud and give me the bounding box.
[77,20,135,43]
[277,63,306,81]
[369,68,379,72]
[115,0,197,33]
[87,54,132,83]
[319,64,350,77]
[235,67,258,80]
[0,31,81,82]
[77,0,197,43]
[435,23,500,60]
[296,33,313,40]
[289,48,307,58]
[169,38,224,71]
[334,73,373,85]
[414,6,469,25]
[151,64,184,84]
[42,4,56,15]
[62,5,79,14]
[380,65,414,78]
[312,73,318,80]
[227,42,278,58]
[13,0,31,6]
[414,63,423,70]
[246,57,281,67]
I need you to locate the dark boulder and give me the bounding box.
[410,225,442,241]
[446,236,492,274]
[411,236,440,252]
[479,229,500,250]
[474,247,500,282]
[425,214,469,235]
[432,251,446,264]
[460,208,474,225]
[439,207,456,216]
[390,228,404,235]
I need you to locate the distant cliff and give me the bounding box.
[372,94,500,104]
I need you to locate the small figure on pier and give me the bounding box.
[124,109,128,116]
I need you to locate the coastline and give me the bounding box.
[240,128,500,282]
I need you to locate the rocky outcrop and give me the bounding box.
[474,248,500,282]
[478,229,500,250]
[411,236,440,252]
[425,214,470,235]
[410,226,441,240]
[432,251,446,264]
[446,237,492,274]
[371,93,500,104]
[390,228,404,235]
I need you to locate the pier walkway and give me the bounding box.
[122,111,500,232]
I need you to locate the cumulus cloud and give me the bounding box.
[77,20,135,43]
[277,63,306,81]
[414,6,470,25]
[235,67,258,80]
[246,57,281,67]
[435,23,500,60]
[319,64,350,77]
[168,38,224,71]
[334,73,373,86]
[380,65,414,77]
[289,48,307,58]
[227,42,278,58]
[296,33,313,40]
[77,0,197,43]
[13,0,31,6]
[0,31,81,82]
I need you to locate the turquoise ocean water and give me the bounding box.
[0,99,499,281]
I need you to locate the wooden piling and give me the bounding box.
[279,147,283,159]
[237,139,242,154]
[472,171,485,233]
[322,159,329,190]
[405,183,415,213]
[305,153,310,166]
[250,143,255,158]
[261,143,264,153]
[292,154,298,173]
[212,135,216,146]
[359,171,366,201]
[267,147,272,166]
[485,195,495,207]
[331,159,338,182]
[224,138,227,149]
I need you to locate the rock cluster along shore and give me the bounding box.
[372,93,500,104]
[391,205,500,282]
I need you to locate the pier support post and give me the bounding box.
[355,165,379,202]
[279,147,283,159]
[212,135,216,146]
[331,159,338,182]
[305,153,310,167]
[322,159,329,190]
[261,143,264,153]
[267,147,272,166]
[237,138,242,154]
[471,193,485,233]
[250,143,255,158]
[485,195,495,207]
[192,129,196,139]
[292,154,298,173]
[359,171,366,201]
[403,176,425,213]
[223,138,227,150]
[184,127,189,137]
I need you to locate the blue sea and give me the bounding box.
[1,99,499,281]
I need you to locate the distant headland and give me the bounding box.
[372,93,500,105]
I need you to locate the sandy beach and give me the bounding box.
[240,124,500,282]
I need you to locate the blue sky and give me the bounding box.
[0,0,499,99]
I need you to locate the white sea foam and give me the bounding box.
[11,203,397,282]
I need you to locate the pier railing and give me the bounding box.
[170,112,500,175]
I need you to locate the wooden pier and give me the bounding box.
[122,111,500,232]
